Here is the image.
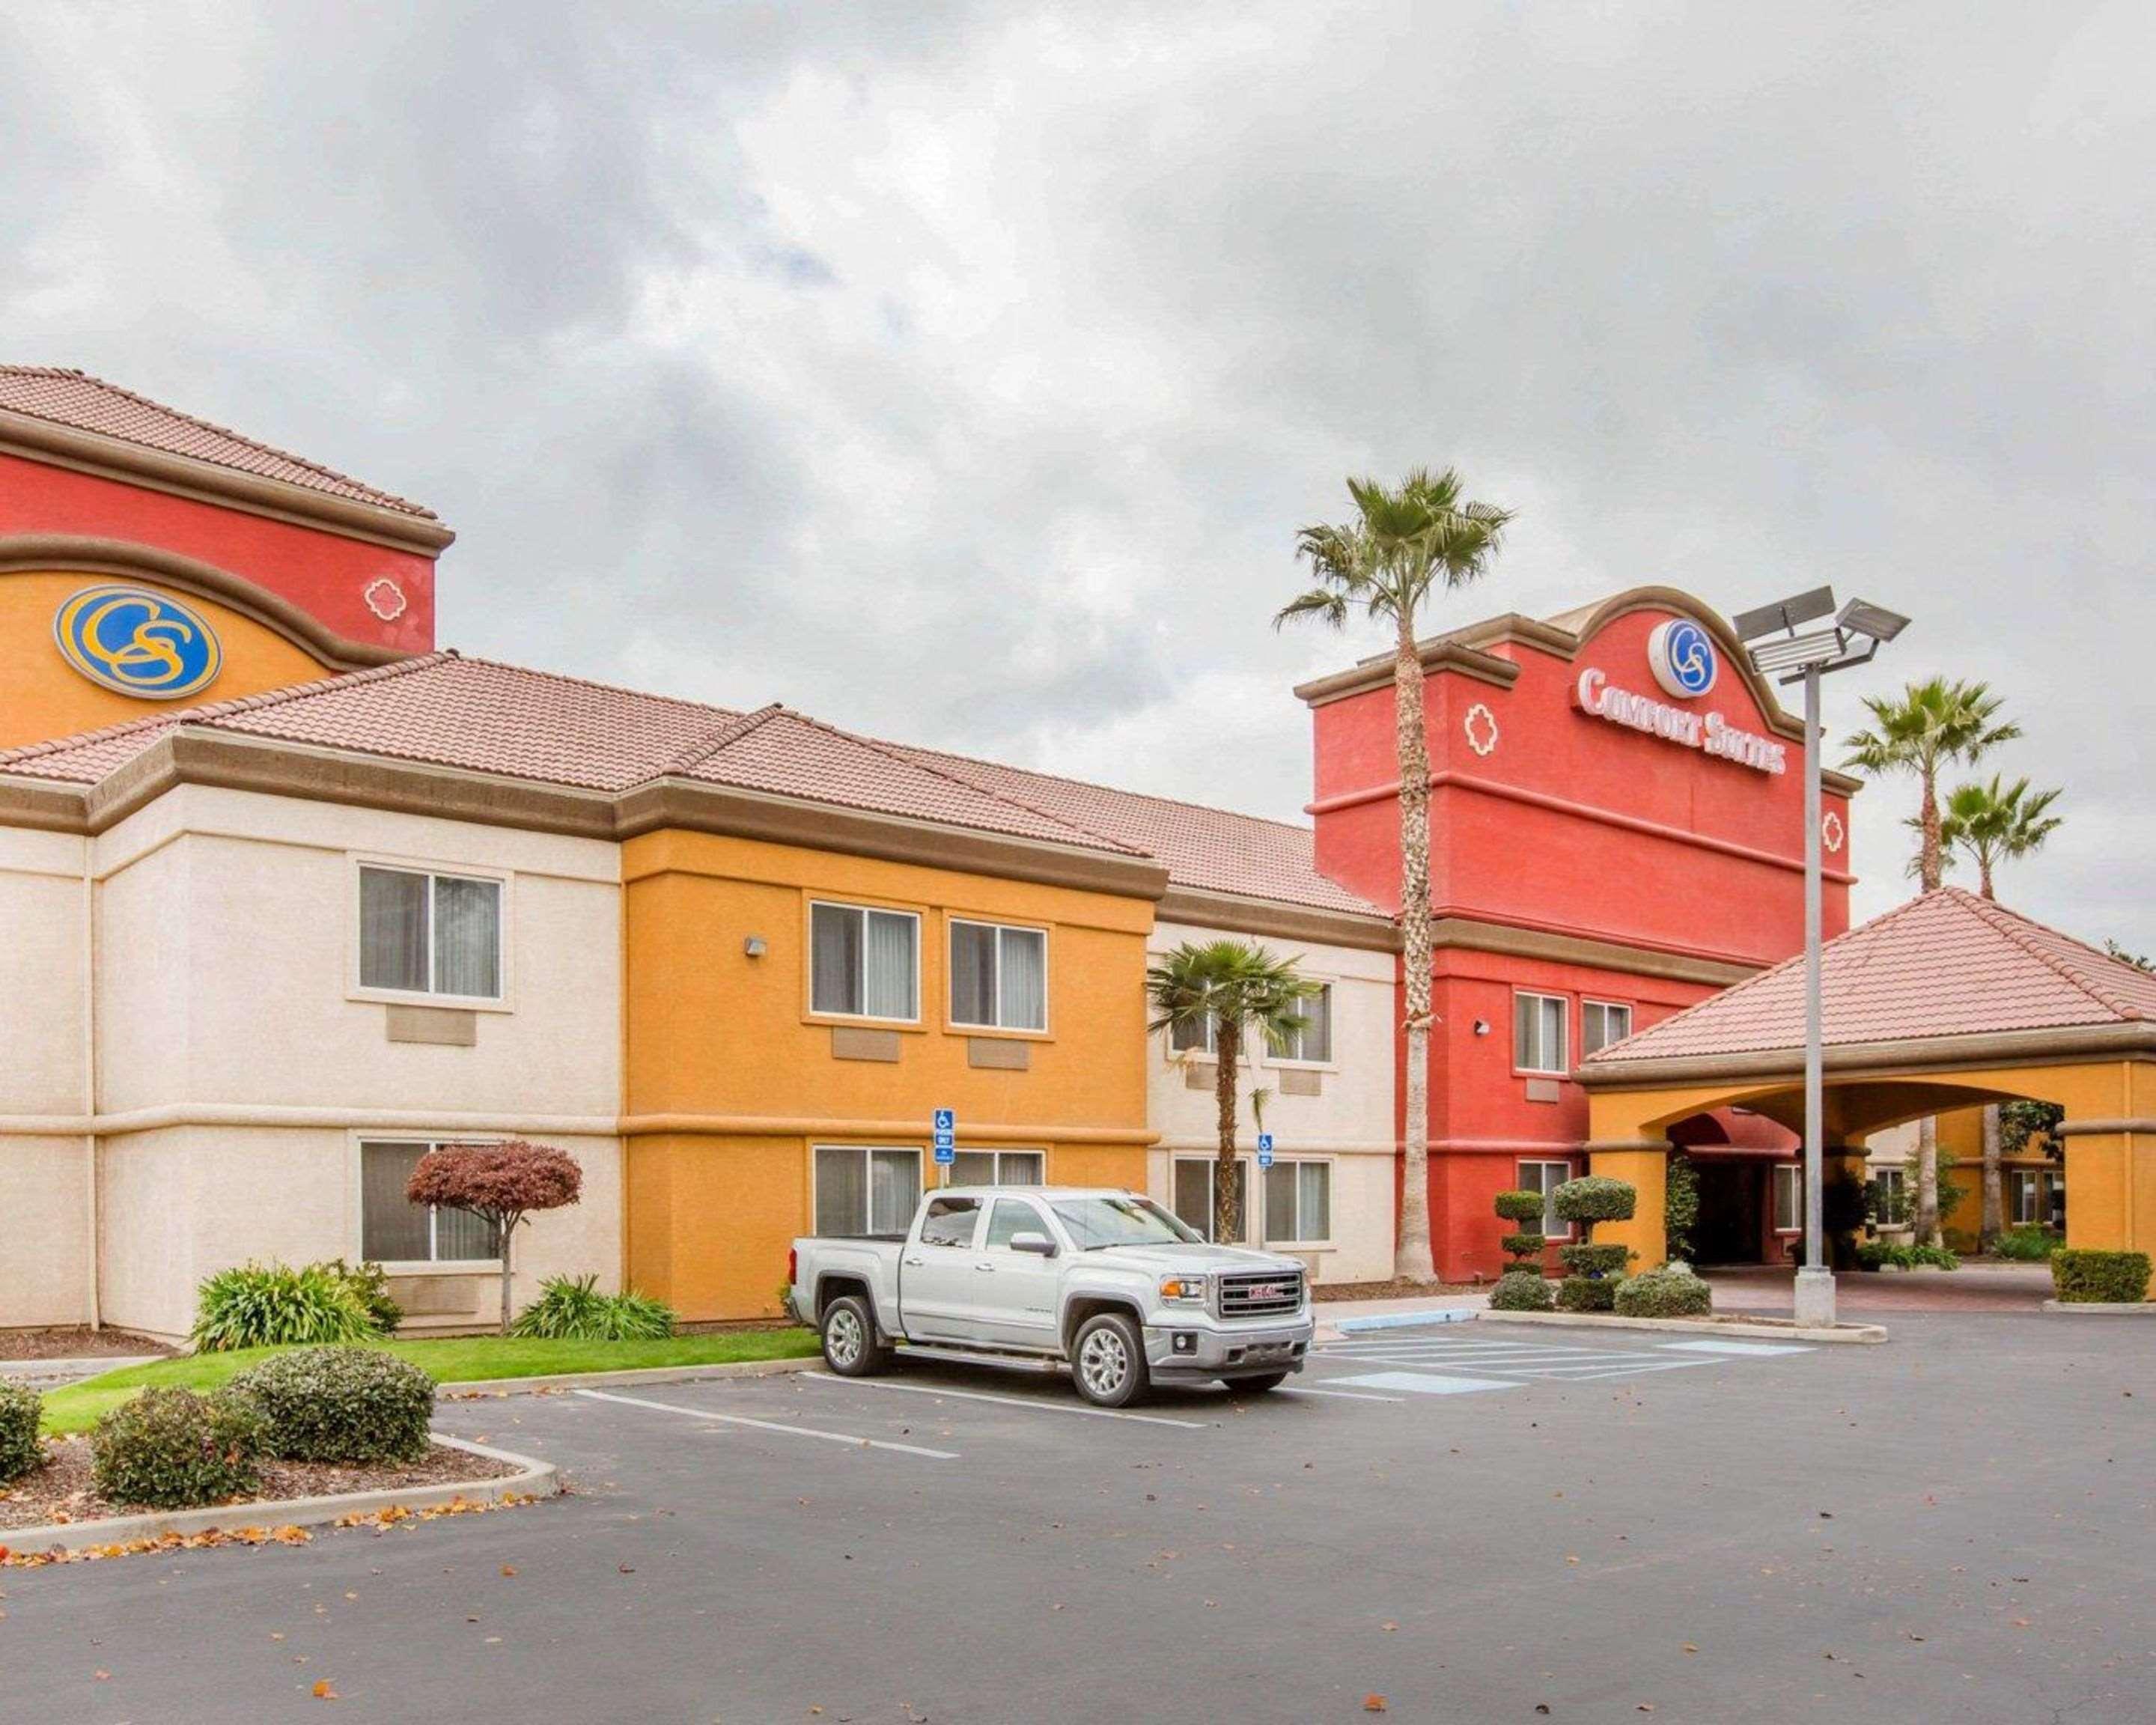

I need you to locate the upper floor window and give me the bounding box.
[1581,1000,1633,1057]
[1274,984,1333,1064]
[359,865,502,1000]
[949,919,1047,1031]
[1514,991,1568,1074]
[810,901,919,1020]
[1169,1013,1217,1056]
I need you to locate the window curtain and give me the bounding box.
[816,1146,865,1234]
[1264,1163,1297,1240]
[434,1200,499,1261]
[1170,1014,1214,1053]
[360,1142,430,1260]
[998,1151,1044,1184]
[359,868,429,993]
[951,923,997,1024]
[811,904,861,1015]
[1173,1160,1212,1237]
[999,928,1046,1030]
[433,877,502,998]
[870,1149,920,1232]
[1298,1163,1330,1241]
[864,911,916,1019]
[1294,986,1331,1061]
[950,1150,996,1187]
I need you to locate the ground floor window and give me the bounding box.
[1172,1155,1254,1244]
[814,1146,922,1236]
[360,1140,502,1262]
[2009,1169,2044,1226]
[1772,1163,1803,1234]
[948,1149,1045,1187]
[1516,1159,1574,1238]
[1263,1160,1332,1245]
[1869,1166,1909,1226]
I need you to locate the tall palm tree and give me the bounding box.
[1938,775,2064,1245]
[1276,469,1514,1282]
[1842,678,2021,1247]
[1147,940,1321,1244]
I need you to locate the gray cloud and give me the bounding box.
[3,1,2150,949]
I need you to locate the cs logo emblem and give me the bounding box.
[1646,618,1717,700]
[53,585,223,701]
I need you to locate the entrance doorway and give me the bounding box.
[1692,1160,1765,1265]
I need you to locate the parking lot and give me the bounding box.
[6,1312,2152,1724]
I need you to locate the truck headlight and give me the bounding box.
[1158,1275,1208,1303]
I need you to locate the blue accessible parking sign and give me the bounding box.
[933,1107,957,1166]
[1256,1133,1275,1169]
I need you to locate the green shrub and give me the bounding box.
[1556,1276,1616,1312]
[2052,1250,2152,1304]
[1559,1243,1632,1278]
[1991,1226,2060,1263]
[1553,1177,1637,1227]
[1613,1268,1712,1318]
[0,1381,43,1486]
[1663,1152,1700,1262]
[228,1345,434,1464]
[1499,1232,1547,1259]
[1493,1190,1548,1225]
[1488,1270,1556,1312]
[511,1274,677,1341]
[91,1387,264,1509]
[192,1261,381,1352]
[1857,1241,1959,1272]
[324,1259,404,1333]
[1498,1256,1544,1277]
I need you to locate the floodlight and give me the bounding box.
[1836,597,1910,643]
[1732,585,1836,643]
[1746,628,1851,678]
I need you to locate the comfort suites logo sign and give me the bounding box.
[1574,615,1787,774]
[52,584,223,701]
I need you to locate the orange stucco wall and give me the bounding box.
[621,829,1157,1319]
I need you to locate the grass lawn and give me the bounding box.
[39,1329,819,1435]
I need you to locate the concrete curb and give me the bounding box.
[1479,1309,1887,1345]
[1,1354,160,1384]
[2041,1299,2156,1314]
[1328,1309,1480,1336]
[433,1354,818,1398]
[3,1434,557,1556]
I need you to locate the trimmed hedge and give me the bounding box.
[0,1380,42,1485]
[230,1345,435,1464]
[1559,1242,1632,1278]
[1493,1190,1548,1225]
[2052,1250,2152,1305]
[1488,1270,1556,1312]
[1613,1268,1712,1318]
[91,1387,264,1509]
[1556,1276,1616,1312]
[1499,1232,1547,1259]
[1553,1176,1637,1226]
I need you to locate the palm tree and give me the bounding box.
[1147,940,1321,1244]
[1938,775,2063,1245]
[1276,469,1514,1282]
[1842,678,2021,1247]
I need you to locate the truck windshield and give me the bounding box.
[1048,1195,1203,1250]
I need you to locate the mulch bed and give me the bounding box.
[1312,1277,1482,1303]
[0,1327,172,1362]
[0,1438,519,1532]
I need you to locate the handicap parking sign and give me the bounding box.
[933,1107,956,1165]
[1256,1133,1275,1169]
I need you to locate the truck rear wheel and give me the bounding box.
[820,1294,890,1377]
[1071,1312,1150,1408]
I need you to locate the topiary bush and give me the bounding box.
[1487,1270,1556,1312]
[1613,1268,1713,1318]
[192,1261,383,1351]
[1556,1276,1616,1312]
[229,1346,435,1464]
[1499,1232,1547,1259]
[1552,1176,1637,1229]
[0,1381,43,1486]
[1493,1190,1547,1225]
[91,1387,264,1509]
[1559,1243,1632,1279]
[1991,1226,2060,1263]
[2052,1249,2152,1304]
[511,1274,677,1341]
[1550,1175,1637,1313]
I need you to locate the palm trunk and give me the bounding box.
[1918,767,1943,893]
[1916,1118,1940,1248]
[1214,1020,1243,1244]
[1393,616,1438,1283]
[1980,1104,2003,1249]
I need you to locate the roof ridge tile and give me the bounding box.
[654,702,786,776]
[901,738,1327,838]
[1946,886,2152,1023]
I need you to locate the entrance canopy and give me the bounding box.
[1575,889,2156,1275]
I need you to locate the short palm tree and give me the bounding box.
[1147,940,1321,1244]
[1842,678,2020,1247]
[1276,469,1513,1282]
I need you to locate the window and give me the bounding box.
[1274,985,1333,1064]
[814,1146,922,1236]
[1517,1160,1574,1239]
[1773,1163,1803,1233]
[1171,1157,1254,1244]
[919,1195,981,1247]
[1169,1013,1216,1056]
[1581,1000,1633,1057]
[810,902,919,1020]
[1514,992,1568,1074]
[949,920,1047,1031]
[2010,1170,2042,1226]
[984,1198,1049,1249]
[360,1140,502,1262]
[1048,1193,1200,1249]
[948,1149,1045,1187]
[1870,1166,1908,1227]
[359,865,502,1000]
[1263,1160,1332,1244]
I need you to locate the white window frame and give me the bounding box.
[1268,982,1336,1068]
[1580,1000,1633,1059]
[1166,1008,1217,1057]
[811,1145,924,1237]
[2009,1169,2041,1226]
[946,917,1050,1034]
[1513,991,1569,1076]
[354,1137,504,1268]
[1872,1166,1908,1226]
[350,857,512,1010]
[1772,1163,1803,1234]
[1517,1159,1575,1240]
[943,1148,1047,1188]
[807,899,922,1025]
[1169,1154,1255,1244]
[1261,1156,1335,1247]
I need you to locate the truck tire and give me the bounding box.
[820,1294,890,1378]
[1222,1372,1289,1395]
[1071,1312,1150,1408]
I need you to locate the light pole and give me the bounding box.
[1732,588,1909,1329]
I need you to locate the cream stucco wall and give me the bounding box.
[1143,919,1397,1284]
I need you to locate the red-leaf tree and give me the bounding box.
[407,1140,583,1335]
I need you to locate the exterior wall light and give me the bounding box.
[1473,1019,1490,1036]
[743,936,768,958]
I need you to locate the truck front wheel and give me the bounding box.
[820,1294,890,1377]
[1071,1312,1150,1408]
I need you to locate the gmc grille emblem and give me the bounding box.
[1246,1283,1289,1298]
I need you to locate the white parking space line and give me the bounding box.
[573,1387,960,1458]
[1277,1384,1410,1403]
[796,1371,1210,1429]
[1657,1339,1816,1357]
[1328,1372,1514,1396]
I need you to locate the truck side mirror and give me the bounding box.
[1008,1231,1057,1257]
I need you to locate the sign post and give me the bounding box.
[933,1107,956,1178]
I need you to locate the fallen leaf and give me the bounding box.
[1362,1697,1388,1714]
[500,1565,517,1578]
[312,1679,338,1700]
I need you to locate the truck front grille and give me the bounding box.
[1216,1270,1303,1320]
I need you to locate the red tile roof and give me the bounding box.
[1586,887,2156,1065]
[0,366,437,519]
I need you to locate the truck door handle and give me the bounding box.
[903,1256,925,1268]
[973,1262,996,1273]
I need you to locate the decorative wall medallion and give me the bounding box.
[1645,616,1719,699]
[1821,812,1845,854]
[362,576,408,622]
[52,584,222,700]
[1464,702,1499,757]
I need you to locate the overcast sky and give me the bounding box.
[4,2,2151,949]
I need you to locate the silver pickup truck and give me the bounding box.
[787,1186,1315,1407]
